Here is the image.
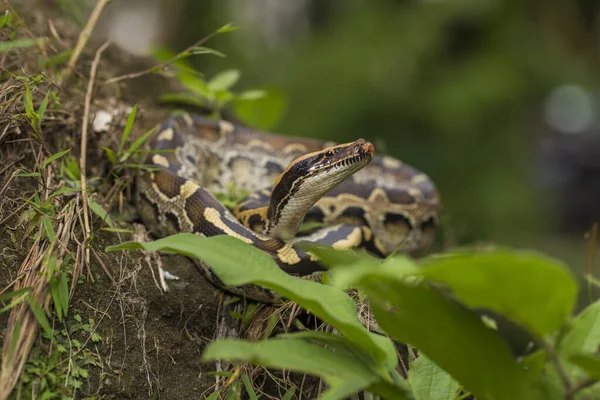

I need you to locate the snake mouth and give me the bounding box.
[328,139,374,170]
[309,139,375,173]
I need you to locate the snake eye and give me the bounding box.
[325,150,334,157]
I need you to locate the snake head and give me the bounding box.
[267,139,375,240]
[308,139,375,173]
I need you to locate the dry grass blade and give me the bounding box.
[80,40,111,267]
[0,166,77,400]
[61,0,112,87]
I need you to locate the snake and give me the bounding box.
[136,113,442,303]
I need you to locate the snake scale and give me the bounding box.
[136,113,442,303]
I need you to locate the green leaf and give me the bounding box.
[106,234,391,365]
[202,339,409,400]
[40,49,73,68]
[408,354,460,400]
[27,294,52,337]
[15,172,41,177]
[419,249,577,336]
[50,187,80,197]
[0,38,42,53]
[189,46,226,58]
[334,262,545,400]
[521,349,547,376]
[88,198,115,228]
[118,104,138,155]
[237,90,267,101]
[177,74,211,99]
[241,373,259,400]
[58,272,69,318]
[282,387,296,400]
[158,92,206,108]
[42,216,55,243]
[123,127,156,161]
[41,148,71,170]
[37,90,50,123]
[0,287,31,304]
[100,227,133,234]
[558,300,600,379]
[279,330,398,371]
[234,88,287,131]
[217,23,239,33]
[208,69,240,92]
[23,82,35,119]
[103,147,117,165]
[49,277,63,321]
[568,353,600,379]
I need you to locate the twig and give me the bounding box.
[565,378,597,400]
[105,29,220,85]
[61,0,112,87]
[80,40,111,268]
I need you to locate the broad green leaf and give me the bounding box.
[106,234,390,364]
[521,349,547,376]
[177,74,211,99]
[279,330,399,371]
[41,148,71,169]
[202,339,409,400]
[208,69,240,92]
[330,255,421,290]
[27,294,52,337]
[303,245,381,269]
[336,263,545,400]
[420,250,577,336]
[88,198,115,228]
[568,354,600,379]
[408,354,460,400]
[558,300,600,379]
[234,88,287,131]
[118,104,138,154]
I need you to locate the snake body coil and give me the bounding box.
[136,113,442,302]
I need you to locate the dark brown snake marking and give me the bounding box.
[136,113,442,303]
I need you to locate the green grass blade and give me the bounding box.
[26,294,52,337]
[118,104,138,155]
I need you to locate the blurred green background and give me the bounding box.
[70,0,600,270]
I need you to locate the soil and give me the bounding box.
[0,1,261,399]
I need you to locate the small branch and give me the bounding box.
[536,337,573,394]
[566,378,597,400]
[61,0,112,87]
[105,29,220,85]
[80,40,111,267]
